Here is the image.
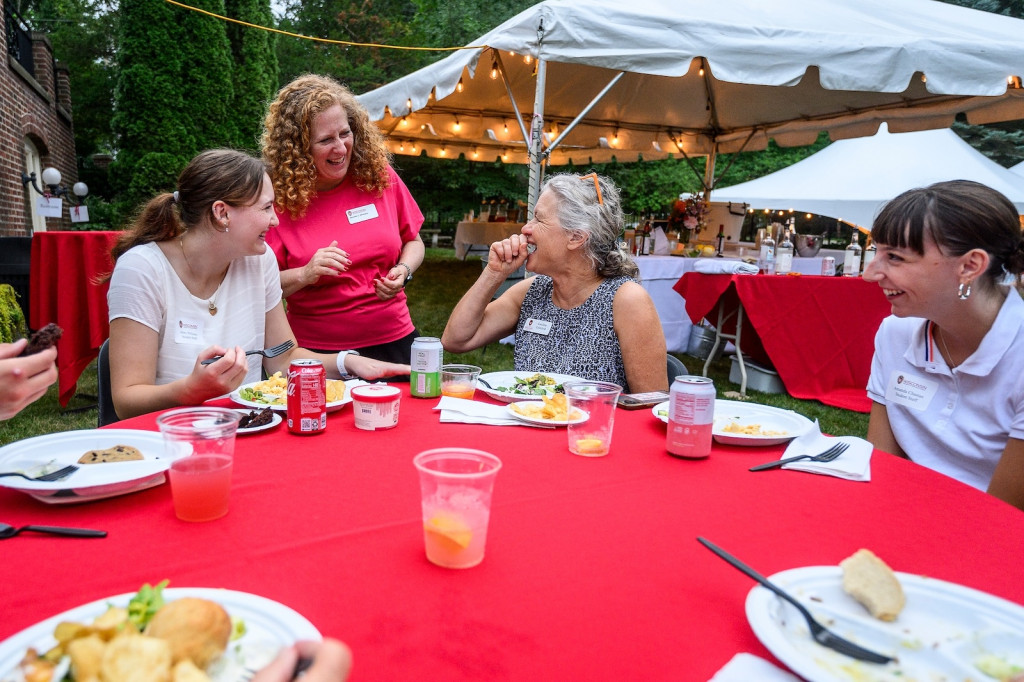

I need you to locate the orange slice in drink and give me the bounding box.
[424,512,473,552]
[575,438,606,455]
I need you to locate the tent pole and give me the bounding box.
[702,143,717,201]
[527,58,547,220]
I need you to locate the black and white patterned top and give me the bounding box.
[513,275,631,391]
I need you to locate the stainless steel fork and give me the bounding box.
[749,442,850,472]
[201,340,295,365]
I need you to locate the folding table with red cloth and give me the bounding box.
[674,272,891,412]
[2,384,1022,681]
[29,230,120,406]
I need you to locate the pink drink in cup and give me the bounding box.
[157,407,239,522]
[414,448,501,569]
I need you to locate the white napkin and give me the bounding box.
[780,419,872,481]
[693,259,759,275]
[652,226,670,255]
[708,654,800,682]
[434,396,553,428]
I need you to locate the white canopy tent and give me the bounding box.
[358,0,1024,213]
[711,124,1024,231]
[1013,160,1024,177]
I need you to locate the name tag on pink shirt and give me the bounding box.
[347,204,379,224]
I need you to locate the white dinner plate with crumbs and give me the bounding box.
[478,371,584,403]
[231,379,367,413]
[711,400,812,446]
[0,429,170,504]
[0,587,321,682]
[746,566,1024,682]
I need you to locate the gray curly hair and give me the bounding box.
[542,173,638,279]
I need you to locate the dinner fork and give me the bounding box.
[0,464,78,482]
[697,537,893,664]
[0,462,77,483]
[202,340,295,365]
[749,442,850,472]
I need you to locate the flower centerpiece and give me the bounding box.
[668,193,709,244]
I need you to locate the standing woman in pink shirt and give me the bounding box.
[261,74,425,367]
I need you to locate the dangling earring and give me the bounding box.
[957,281,971,300]
[220,217,230,233]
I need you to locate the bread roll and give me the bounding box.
[840,548,905,621]
[144,598,231,669]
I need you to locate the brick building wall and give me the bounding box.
[1,4,78,236]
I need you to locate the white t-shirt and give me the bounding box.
[866,287,1024,490]
[108,242,282,386]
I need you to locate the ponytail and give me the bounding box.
[111,193,182,263]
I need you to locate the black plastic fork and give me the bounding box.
[202,340,295,365]
[0,464,79,482]
[697,537,893,664]
[749,442,850,472]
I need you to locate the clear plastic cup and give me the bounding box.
[414,448,501,569]
[564,381,623,457]
[156,407,239,522]
[440,364,482,400]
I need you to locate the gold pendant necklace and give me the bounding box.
[937,327,960,368]
[179,234,218,316]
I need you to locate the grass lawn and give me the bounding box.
[0,248,868,446]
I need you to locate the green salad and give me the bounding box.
[494,373,564,396]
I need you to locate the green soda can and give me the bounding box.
[411,336,443,398]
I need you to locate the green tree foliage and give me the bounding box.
[111,0,243,222]
[275,0,427,93]
[226,0,280,150]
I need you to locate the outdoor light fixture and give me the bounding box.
[453,116,461,132]
[456,78,464,93]
[490,60,499,80]
[22,167,88,205]
[406,98,413,113]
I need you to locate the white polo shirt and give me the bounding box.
[866,287,1024,491]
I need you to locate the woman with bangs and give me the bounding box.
[863,180,1024,510]
[261,74,425,366]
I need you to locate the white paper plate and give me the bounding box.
[0,587,321,682]
[711,399,812,446]
[652,399,811,446]
[233,409,283,435]
[505,401,589,426]
[747,566,1024,682]
[478,371,585,403]
[230,379,367,413]
[0,429,172,504]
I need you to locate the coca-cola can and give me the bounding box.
[666,375,715,459]
[287,359,326,435]
[821,256,836,276]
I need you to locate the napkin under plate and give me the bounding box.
[708,653,799,682]
[779,419,872,481]
[435,396,554,428]
[693,260,759,275]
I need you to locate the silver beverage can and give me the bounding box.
[821,256,836,276]
[410,336,443,398]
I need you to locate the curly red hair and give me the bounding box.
[261,74,392,220]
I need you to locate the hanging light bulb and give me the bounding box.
[524,54,532,65]
[699,67,705,77]
[400,116,408,128]
[502,149,509,161]
[399,141,405,152]
[490,60,499,80]
[805,213,812,219]
[503,121,509,134]
[453,116,461,132]
[411,142,417,152]
[440,146,447,157]
[611,128,620,146]
[456,77,464,93]
[406,98,413,113]
[472,147,480,159]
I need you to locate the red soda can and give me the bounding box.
[666,375,715,459]
[287,359,326,435]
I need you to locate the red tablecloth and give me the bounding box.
[2,387,1022,680]
[675,273,892,412]
[29,231,120,406]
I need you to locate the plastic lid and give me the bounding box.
[350,384,402,403]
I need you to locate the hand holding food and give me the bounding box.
[0,339,58,420]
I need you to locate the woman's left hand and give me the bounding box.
[372,266,407,301]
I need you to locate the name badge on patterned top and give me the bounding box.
[524,318,552,335]
[346,204,379,224]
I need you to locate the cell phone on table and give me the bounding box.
[617,391,670,409]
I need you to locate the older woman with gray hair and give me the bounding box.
[442,173,667,393]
